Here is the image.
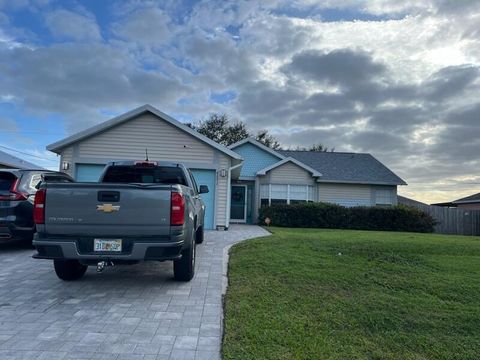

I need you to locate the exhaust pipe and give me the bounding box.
[96,260,114,273]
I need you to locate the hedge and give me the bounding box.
[259,202,436,233]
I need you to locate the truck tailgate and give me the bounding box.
[44,183,173,237]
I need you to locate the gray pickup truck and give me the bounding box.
[33,161,208,282]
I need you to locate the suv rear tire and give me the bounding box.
[54,260,88,281]
[173,237,196,281]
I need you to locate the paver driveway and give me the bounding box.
[0,225,270,360]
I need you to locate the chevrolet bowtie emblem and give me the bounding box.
[97,204,120,213]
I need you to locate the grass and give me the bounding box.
[222,228,480,360]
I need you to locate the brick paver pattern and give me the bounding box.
[0,225,270,360]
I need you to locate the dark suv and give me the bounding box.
[0,169,73,244]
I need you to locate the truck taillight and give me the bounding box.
[34,189,46,224]
[171,192,185,226]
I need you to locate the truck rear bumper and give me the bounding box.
[32,239,184,261]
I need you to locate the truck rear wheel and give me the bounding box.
[54,260,88,281]
[173,239,196,281]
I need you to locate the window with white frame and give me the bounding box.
[260,185,270,206]
[375,189,392,205]
[271,185,288,205]
[260,184,314,205]
[290,185,309,203]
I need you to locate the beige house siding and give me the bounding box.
[56,112,233,229]
[216,154,231,226]
[318,183,397,207]
[318,183,373,206]
[262,162,316,185]
[391,186,398,205]
[77,113,215,162]
[59,146,74,177]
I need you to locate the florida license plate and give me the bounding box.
[94,239,122,252]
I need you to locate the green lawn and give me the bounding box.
[222,228,480,360]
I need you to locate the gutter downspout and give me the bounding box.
[225,162,243,230]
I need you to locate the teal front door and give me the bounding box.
[191,169,216,230]
[230,185,247,222]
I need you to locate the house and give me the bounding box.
[398,195,428,207]
[47,104,407,230]
[432,193,480,210]
[0,149,44,169]
[229,139,406,223]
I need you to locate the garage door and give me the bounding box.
[76,164,106,182]
[191,169,216,230]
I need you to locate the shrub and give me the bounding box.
[259,203,436,233]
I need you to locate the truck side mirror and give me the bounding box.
[199,185,209,194]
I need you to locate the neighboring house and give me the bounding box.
[0,149,44,169]
[398,195,429,207]
[432,193,480,210]
[47,104,406,230]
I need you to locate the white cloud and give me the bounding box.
[112,7,171,45]
[0,0,479,203]
[45,8,101,41]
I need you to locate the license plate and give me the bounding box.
[94,239,122,252]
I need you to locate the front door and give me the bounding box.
[230,185,247,223]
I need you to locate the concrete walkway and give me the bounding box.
[0,225,270,360]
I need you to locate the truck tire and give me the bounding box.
[54,260,88,281]
[195,226,204,244]
[173,238,196,281]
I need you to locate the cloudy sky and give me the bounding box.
[0,0,479,203]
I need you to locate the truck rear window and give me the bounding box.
[0,172,17,191]
[102,166,187,185]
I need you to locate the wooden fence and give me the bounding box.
[399,197,480,236]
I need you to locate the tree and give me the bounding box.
[223,121,250,146]
[256,130,281,150]
[192,113,280,148]
[308,143,331,152]
[289,143,333,152]
[194,114,230,145]
[192,113,331,151]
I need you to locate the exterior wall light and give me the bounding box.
[61,161,70,171]
[219,169,228,177]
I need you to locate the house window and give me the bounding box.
[290,185,308,202]
[260,184,314,206]
[375,189,392,205]
[271,185,288,203]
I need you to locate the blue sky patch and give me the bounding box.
[210,90,237,104]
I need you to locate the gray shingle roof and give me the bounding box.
[453,192,480,204]
[0,149,44,169]
[278,150,407,185]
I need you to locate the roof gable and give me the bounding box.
[257,157,322,177]
[229,138,284,159]
[47,104,242,160]
[229,140,283,178]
